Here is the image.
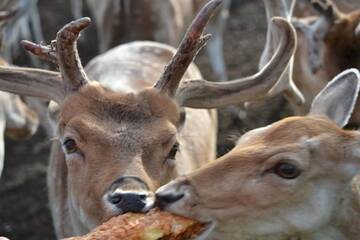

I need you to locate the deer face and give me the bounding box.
[156,69,360,239]
[57,84,183,225]
[157,117,359,236]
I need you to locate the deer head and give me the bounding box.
[156,69,360,239]
[0,0,296,233]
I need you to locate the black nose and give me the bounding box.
[155,192,184,209]
[108,192,148,213]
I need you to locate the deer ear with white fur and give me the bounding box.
[309,68,360,127]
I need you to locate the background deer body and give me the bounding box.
[292,1,360,124]
[0,10,39,178]
[258,0,360,126]
[71,0,231,81]
[156,69,360,240]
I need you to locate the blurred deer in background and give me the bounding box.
[70,0,231,81]
[156,68,360,240]
[294,0,360,17]
[0,0,296,237]
[250,0,360,127]
[291,0,360,125]
[0,9,39,178]
[0,0,43,63]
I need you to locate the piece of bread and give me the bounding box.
[63,209,207,240]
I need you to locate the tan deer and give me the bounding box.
[0,9,39,178]
[254,0,360,126]
[156,68,360,240]
[290,0,360,125]
[0,0,296,237]
[70,0,231,81]
[294,0,360,17]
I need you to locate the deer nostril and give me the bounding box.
[138,194,147,200]
[108,192,149,213]
[108,193,122,205]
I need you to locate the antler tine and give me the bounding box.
[21,40,58,64]
[56,17,91,92]
[154,0,223,97]
[176,17,296,108]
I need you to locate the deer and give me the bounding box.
[156,68,360,240]
[0,9,39,178]
[0,0,296,237]
[248,0,360,128]
[0,0,43,63]
[294,0,360,17]
[70,0,231,81]
[289,0,360,126]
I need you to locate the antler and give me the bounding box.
[176,17,296,108]
[153,0,223,97]
[0,66,64,102]
[0,18,92,104]
[56,17,90,92]
[254,0,304,109]
[21,40,57,64]
[22,17,91,93]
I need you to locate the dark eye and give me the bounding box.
[167,142,179,160]
[63,138,78,154]
[273,162,301,179]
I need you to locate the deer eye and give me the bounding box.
[273,162,301,179]
[167,142,179,160]
[63,138,78,154]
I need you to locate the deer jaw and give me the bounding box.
[156,116,360,239]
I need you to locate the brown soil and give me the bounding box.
[0,1,290,239]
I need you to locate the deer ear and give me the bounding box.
[309,69,360,127]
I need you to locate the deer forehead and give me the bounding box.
[239,116,351,146]
[227,116,357,173]
[59,83,181,129]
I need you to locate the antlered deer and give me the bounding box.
[0,9,39,178]
[156,68,360,240]
[0,0,296,237]
[70,0,231,81]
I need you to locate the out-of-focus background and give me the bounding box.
[0,0,290,239]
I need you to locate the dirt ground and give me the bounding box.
[0,1,290,239]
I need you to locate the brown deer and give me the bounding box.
[156,68,360,240]
[0,0,296,237]
[294,0,360,17]
[289,0,360,125]
[70,0,231,81]
[254,0,360,127]
[0,9,39,178]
